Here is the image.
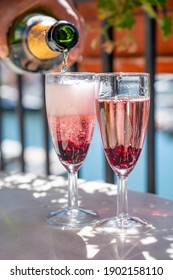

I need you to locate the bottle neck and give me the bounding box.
[27,16,79,60]
[26,15,60,60]
[46,21,79,53]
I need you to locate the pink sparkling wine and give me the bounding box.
[96,96,150,176]
[48,114,95,169]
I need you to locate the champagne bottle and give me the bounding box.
[4,13,79,73]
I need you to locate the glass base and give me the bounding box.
[47,207,100,228]
[94,216,153,236]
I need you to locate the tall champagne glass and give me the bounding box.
[95,73,152,236]
[45,72,99,227]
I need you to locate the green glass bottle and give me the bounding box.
[5,13,79,73]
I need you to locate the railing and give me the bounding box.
[0,3,158,194]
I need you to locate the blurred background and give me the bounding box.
[1,0,173,199]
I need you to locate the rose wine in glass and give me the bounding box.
[48,115,95,169]
[45,72,99,228]
[95,73,153,236]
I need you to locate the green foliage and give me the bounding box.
[96,0,172,52]
[159,15,172,38]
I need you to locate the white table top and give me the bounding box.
[0,172,173,260]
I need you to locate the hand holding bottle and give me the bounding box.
[0,0,85,71]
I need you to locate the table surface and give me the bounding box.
[0,172,173,260]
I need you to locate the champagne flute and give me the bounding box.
[45,72,100,228]
[95,72,152,236]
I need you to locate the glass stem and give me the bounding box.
[68,171,78,210]
[117,175,129,220]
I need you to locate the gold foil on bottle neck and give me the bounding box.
[27,22,59,60]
